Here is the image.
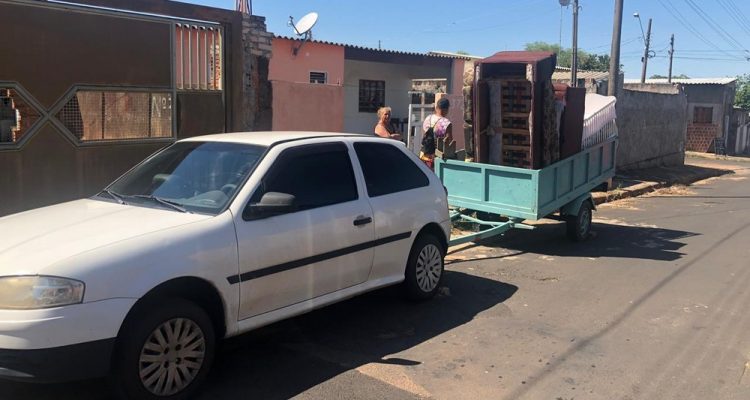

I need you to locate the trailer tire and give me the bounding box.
[566,201,593,242]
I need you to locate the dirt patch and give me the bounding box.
[644,184,693,197]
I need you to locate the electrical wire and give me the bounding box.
[717,0,750,38]
[683,0,748,53]
[657,0,740,59]
[724,0,750,34]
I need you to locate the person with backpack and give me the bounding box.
[420,96,453,170]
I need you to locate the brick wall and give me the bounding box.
[686,124,718,152]
[240,14,273,130]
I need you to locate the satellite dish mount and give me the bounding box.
[288,12,318,56]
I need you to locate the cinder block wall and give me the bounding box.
[616,86,688,170]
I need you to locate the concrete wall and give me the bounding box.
[616,88,688,170]
[269,39,345,85]
[343,59,454,134]
[271,81,344,132]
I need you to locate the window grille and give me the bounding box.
[359,80,385,113]
[56,90,173,142]
[309,71,327,84]
[175,24,222,91]
[0,88,40,144]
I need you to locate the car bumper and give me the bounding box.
[0,298,136,382]
[0,338,115,382]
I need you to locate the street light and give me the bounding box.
[633,11,653,83]
[633,12,645,42]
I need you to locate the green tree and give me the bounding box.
[736,74,750,110]
[649,73,690,79]
[524,41,610,71]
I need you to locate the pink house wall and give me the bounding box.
[270,38,345,131]
[269,38,344,85]
[272,80,344,132]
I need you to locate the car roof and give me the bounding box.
[179,131,372,147]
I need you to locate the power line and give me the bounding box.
[717,0,750,38]
[656,0,739,59]
[652,55,749,62]
[683,0,748,52]
[724,0,750,34]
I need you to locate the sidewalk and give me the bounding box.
[592,157,738,205]
[685,151,750,163]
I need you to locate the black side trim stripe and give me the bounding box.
[227,231,412,285]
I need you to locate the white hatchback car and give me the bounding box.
[0,132,450,399]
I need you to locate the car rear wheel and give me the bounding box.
[403,234,445,300]
[112,298,215,400]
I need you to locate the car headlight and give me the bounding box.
[0,276,85,309]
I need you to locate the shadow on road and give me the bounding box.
[0,271,517,400]
[474,220,699,263]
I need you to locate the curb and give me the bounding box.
[591,168,732,205]
[686,151,750,163]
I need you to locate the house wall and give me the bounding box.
[616,88,688,170]
[343,59,454,134]
[682,84,736,152]
[269,39,345,85]
[271,81,344,132]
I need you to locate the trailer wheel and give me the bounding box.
[566,201,593,242]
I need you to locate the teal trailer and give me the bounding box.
[436,137,617,246]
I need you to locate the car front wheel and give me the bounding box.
[112,298,216,400]
[403,234,445,300]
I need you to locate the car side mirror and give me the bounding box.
[243,192,296,220]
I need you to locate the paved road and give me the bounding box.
[3,159,749,399]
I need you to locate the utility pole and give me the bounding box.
[640,18,652,83]
[668,34,675,83]
[608,0,624,96]
[571,0,579,87]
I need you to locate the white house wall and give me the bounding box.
[343,59,453,134]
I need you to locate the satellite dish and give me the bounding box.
[288,12,319,56]
[559,0,571,6]
[293,12,318,36]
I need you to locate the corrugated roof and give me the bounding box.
[552,69,609,80]
[479,51,556,64]
[274,36,471,60]
[624,78,737,85]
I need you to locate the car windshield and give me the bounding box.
[101,141,266,215]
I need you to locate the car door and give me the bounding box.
[352,141,438,281]
[233,142,375,320]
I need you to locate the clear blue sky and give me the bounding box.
[184,0,750,79]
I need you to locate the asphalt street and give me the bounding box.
[3,159,749,400]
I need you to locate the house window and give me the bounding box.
[309,71,327,84]
[56,90,173,142]
[694,106,713,124]
[359,80,385,113]
[175,24,222,91]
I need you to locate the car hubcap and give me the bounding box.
[139,318,206,396]
[415,244,442,292]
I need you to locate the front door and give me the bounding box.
[234,142,374,320]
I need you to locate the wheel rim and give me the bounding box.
[415,244,442,292]
[139,317,206,397]
[579,207,591,237]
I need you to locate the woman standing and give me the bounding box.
[420,97,453,170]
[374,106,402,140]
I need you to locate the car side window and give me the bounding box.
[251,142,358,211]
[354,142,429,197]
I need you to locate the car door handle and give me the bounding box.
[353,216,372,226]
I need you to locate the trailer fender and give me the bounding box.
[560,193,595,217]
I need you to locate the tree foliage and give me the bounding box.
[524,41,611,71]
[736,74,750,110]
[650,74,690,79]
